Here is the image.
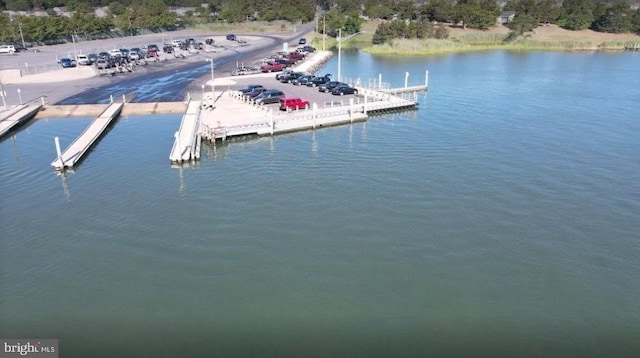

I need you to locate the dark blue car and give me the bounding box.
[60,58,76,68]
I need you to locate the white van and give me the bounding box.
[0,45,16,54]
[76,54,91,65]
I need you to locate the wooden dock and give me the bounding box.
[0,103,43,138]
[51,102,123,170]
[169,100,201,163]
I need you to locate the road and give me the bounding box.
[0,23,316,106]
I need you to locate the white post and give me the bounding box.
[17,89,22,105]
[0,78,7,109]
[363,94,367,115]
[405,72,409,88]
[201,84,205,98]
[313,103,317,128]
[337,29,342,82]
[270,109,274,135]
[54,137,64,166]
[110,94,114,103]
[40,96,45,106]
[122,94,126,103]
[378,73,382,90]
[349,98,354,122]
[425,70,429,89]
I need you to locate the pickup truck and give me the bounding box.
[260,63,286,73]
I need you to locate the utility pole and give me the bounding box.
[18,22,26,49]
[322,16,326,52]
[338,28,341,82]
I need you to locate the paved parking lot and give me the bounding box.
[222,73,361,111]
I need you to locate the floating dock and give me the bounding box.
[51,102,123,170]
[169,100,201,163]
[0,103,43,138]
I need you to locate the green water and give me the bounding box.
[1,51,639,357]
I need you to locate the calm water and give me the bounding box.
[1,51,639,358]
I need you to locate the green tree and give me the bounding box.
[633,9,640,34]
[537,0,561,24]
[559,0,594,30]
[420,0,453,23]
[592,1,632,33]
[507,13,537,34]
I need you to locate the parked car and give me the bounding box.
[148,44,159,52]
[319,81,347,93]
[226,34,237,41]
[302,45,316,53]
[128,48,141,60]
[298,38,307,45]
[291,75,315,86]
[244,88,268,98]
[279,97,310,111]
[276,69,294,81]
[254,90,285,105]
[260,63,286,73]
[273,58,295,67]
[307,75,332,87]
[76,54,91,65]
[231,66,260,76]
[331,85,358,96]
[239,84,264,94]
[60,58,76,68]
[109,49,122,58]
[0,45,16,54]
[286,51,305,62]
[147,48,158,57]
[87,53,98,64]
[98,51,111,60]
[279,72,306,83]
[95,58,110,69]
[163,45,173,54]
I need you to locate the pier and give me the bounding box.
[169,99,201,163]
[51,102,123,170]
[0,103,43,138]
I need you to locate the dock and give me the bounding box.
[51,102,123,170]
[169,99,201,163]
[0,103,43,138]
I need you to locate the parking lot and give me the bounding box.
[224,72,361,112]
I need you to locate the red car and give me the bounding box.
[285,51,305,62]
[279,97,310,111]
[260,63,286,72]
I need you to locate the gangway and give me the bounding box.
[0,103,42,138]
[51,102,123,170]
[169,100,201,163]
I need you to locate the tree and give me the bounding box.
[592,1,632,33]
[559,0,594,30]
[420,0,453,23]
[537,0,561,24]
[507,13,537,34]
[633,8,640,34]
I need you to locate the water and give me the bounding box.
[1,51,639,358]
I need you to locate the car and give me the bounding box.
[239,85,265,94]
[279,97,310,111]
[148,44,159,52]
[291,75,315,86]
[87,53,98,64]
[76,54,91,65]
[302,45,316,53]
[307,75,332,87]
[109,49,122,57]
[98,51,111,60]
[254,90,285,105]
[279,72,306,83]
[318,81,346,93]
[147,48,158,57]
[286,51,305,62]
[60,58,76,68]
[95,58,109,69]
[260,63,286,73]
[163,45,173,54]
[331,85,358,96]
[231,66,260,76]
[244,88,268,98]
[275,69,294,81]
[226,34,236,41]
[128,48,141,60]
[0,45,16,54]
[298,38,307,45]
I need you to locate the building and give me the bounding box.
[498,11,516,25]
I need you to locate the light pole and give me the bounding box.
[206,58,215,93]
[337,28,341,82]
[201,84,205,98]
[322,16,326,52]
[17,89,22,105]
[72,32,78,61]
[0,78,7,109]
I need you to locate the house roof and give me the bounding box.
[500,11,516,18]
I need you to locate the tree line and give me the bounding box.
[1,0,639,45]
